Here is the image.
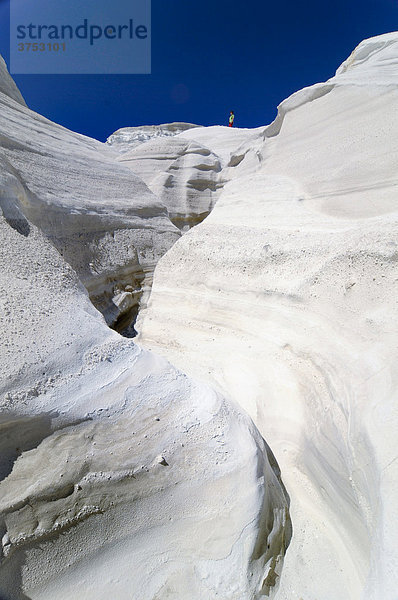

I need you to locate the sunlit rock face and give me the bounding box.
[0,200,291,599]
[106,122,200,154]
[0,58,291,599]
[138,33,398,600]
[3,29,397,600]
[116,136,224,230]
[0,70,183,336]
[111,124,260,231]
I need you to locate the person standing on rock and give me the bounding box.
[228,111,235,127]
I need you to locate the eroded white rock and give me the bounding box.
[117,136,224,230]
[106,122,200,154]
[138,33,398,600]
[0,59,291,600]
[0,67,180,336]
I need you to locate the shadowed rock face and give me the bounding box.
[137,33,398,600]
[0,58,291,599]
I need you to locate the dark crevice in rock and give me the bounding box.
[251,438,292,596]
[111,302,140,338]
[88,270,146,339]
[171,210,211,232]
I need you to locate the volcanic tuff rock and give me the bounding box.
[106,122,200,154]
[0,67,183,336]
[2,29,397,600]
[110,123,261,231]
[137,32,398,600]
[0,58,291,599]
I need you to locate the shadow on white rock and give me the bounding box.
[0,81,292,599]
[0,59,180,338]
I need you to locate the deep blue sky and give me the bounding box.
[0,0,397,141]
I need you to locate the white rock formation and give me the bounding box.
[138,32,398,600]
[177,125,263,168]
[0,72,183,336]
[0,59,291,599]
[116,137,223,230]
[106,122,200,154]
[111,125,261,231]
[0,56,26,106]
